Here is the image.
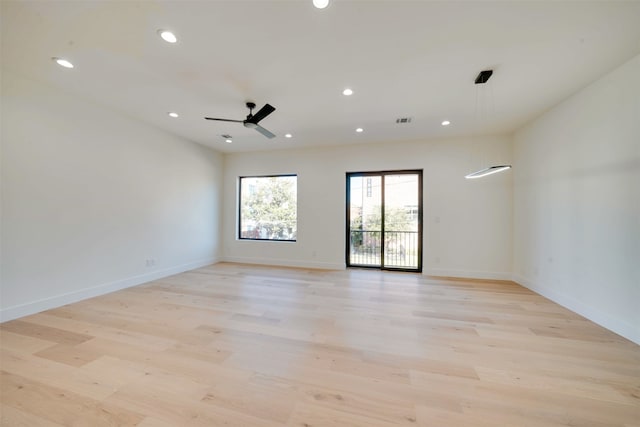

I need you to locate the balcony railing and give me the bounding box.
[349,230,419,269]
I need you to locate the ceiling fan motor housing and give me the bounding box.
[205,102,276,139]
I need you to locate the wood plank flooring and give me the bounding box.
[1,263,639,426]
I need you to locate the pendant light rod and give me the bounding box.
[465,165,511,179]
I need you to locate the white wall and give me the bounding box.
[0,71,223,321]
[223,136,513,279]
[513,54,640,344]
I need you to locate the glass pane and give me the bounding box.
[383,174,419,269]
[239,175,297,241]
[349,175,382,266]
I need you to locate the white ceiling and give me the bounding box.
[3,1,640,153]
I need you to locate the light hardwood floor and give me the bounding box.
[1,263,639,426]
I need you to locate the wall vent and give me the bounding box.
[396,117,412,124]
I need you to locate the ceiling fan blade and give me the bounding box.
[253,124,276,139]
[246,104,275,124]
[204,117,243,123]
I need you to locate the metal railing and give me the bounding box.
[349,230,419,269]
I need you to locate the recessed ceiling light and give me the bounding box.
[158,30,177,43]
[52,57,74,68]
[313,0,329,9]
[225,139,232,143]
[168,112,179,118]
[285,133,292,138]
[342,88,353,96]
[356,128,364,133]
[441,120,451,126]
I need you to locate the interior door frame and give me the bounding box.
[345,169,423,272]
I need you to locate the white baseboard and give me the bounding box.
[424,268,514,281]
[0,257,219,323]
[222,256,345,271]
[513,274,640,346]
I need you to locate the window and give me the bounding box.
[239,175,297,241]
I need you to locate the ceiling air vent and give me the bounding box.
[221,134,232,139]
[396,117,412,124]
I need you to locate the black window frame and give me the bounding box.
[238,174,298,242]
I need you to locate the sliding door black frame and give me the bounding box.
[345,169,423,273]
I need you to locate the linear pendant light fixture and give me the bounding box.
[464,69,512,179]
[465,165,511,179]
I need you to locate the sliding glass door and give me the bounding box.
[346,170,422,272]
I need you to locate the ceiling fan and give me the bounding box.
[205,102,276,139]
